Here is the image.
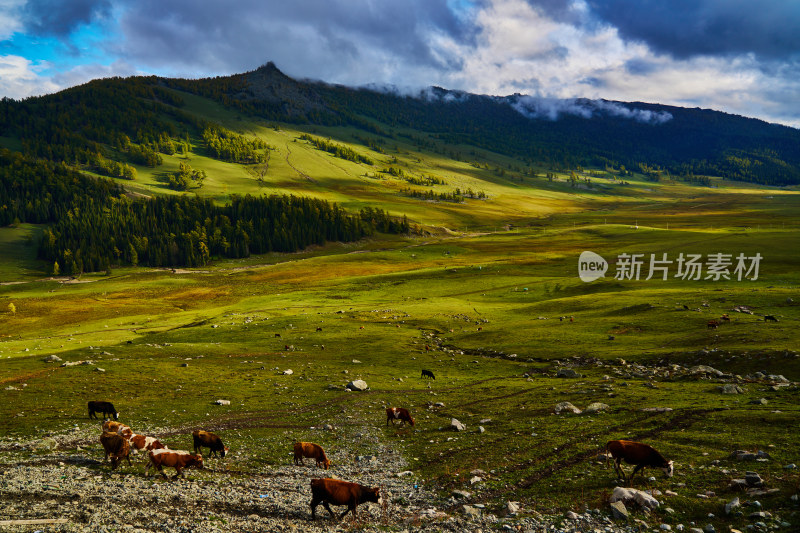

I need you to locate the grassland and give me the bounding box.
[1,100,799,530]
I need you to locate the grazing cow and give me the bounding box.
[101,420,132,438]
[293,442,331,469]
[145,449,203,479]
[386,407,415,427]
[316,327,323,332]
[129,433,167,454]
[606,440,673,483]
[192,430,229,458]
[764,315,779,322]
[310,478,382,520]
[275,333,281,338]
[707,319,719,329]
[99,431,132,469]
[88,400,118,420]
[421,369,436,380]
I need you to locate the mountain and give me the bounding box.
[2,62,799,186]
[164,62,800,185]
[1,62,799,275]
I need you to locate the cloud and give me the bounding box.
[112,0,472,84]
[1,0,799,127]
[0,54,59,98]
[508,94,672,123]
[588,0,800,60]
[21,0,112,37]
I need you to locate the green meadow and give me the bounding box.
[1,97,799,529]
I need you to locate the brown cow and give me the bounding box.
[99,431,132,469]
[606,440,673,483]
[310,478,382,520]
[145,449,204,479]
[192,430,229,458]
[707,319,720,329]
[102,420,133,438]
[386,407,414,427]
[293,442,331,469]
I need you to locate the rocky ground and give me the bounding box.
[0,427,644,533]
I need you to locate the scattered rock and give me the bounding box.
[609,501,629,520]
[610,487,660,510]
[452,490,471,499]
[282,369,294,375]
[554,401,582,414]
[461,505,481,518]
[725,497,740,515]
[449,418,466,431]
[584,402,610,414]
[43,355,62,363]
[557,368,581,378]
[214,399,231,406]
[718,384,744,394]
[504,501,520,517]
[346,379,368,391]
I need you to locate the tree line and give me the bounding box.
[0,149,408,275]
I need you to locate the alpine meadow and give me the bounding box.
[0,63,799,532]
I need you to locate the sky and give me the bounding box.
[1,0,799,128]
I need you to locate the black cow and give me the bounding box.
[88,400,118,420]
[421,369,436,380]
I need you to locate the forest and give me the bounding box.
[0,149,407,275]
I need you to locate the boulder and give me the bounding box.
[718,384,744,394]
[610,486,660,510]
[452,490,471,499]
[725,497,740,515]
[282,369,294,375]
[554,401,582,414]
[584,402,610,414]
[450,418,466,431]
[690,365,724,377]
[346,379,368,391]
[504,501,520,516]
[609,501,629,520]
[557,368,581,378]
[214,399,231,406]
[461,505,481,518]
[43,355,62,363]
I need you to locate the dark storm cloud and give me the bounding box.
[114,0,472,81]
[22,0,111,37]
[587,0,800,60]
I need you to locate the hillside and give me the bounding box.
[1,65,800,532]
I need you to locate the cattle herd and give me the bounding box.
[90,398,675,522]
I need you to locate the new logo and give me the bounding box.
[578,251,608,282]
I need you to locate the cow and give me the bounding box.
[293,442,331,469]
[88,400,118,420]
[101,420,132,438]
[707,319,719,329]
[386,407,415,427]
[606,440,673,483]
[316,327,323,332]
[129,433,167,454]
[192,430,229,458]
[310,478,382,520]
[145,449,203,479]
[421,369,436,380]
[720,314,731,322]
[99,431,132,469]
[764,315,779,322]
[100,422,132,461]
